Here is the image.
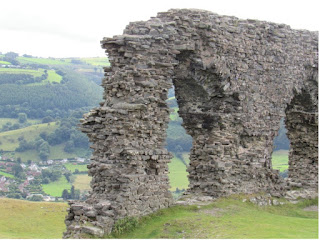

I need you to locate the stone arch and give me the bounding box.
[64,9,318,238]
[285,65,318,189]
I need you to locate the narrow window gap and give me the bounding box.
[272,117,290,178]
[165,86,192,199]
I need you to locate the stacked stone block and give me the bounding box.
[64,9,318,238]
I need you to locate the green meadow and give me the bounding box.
[0,195,317,239]
[17,57,69,65]
[168,154,189,191]
[0,68,62,85]
[64,163,88,172]
[0,198,67,239]
[0,170,15,179]
[0,60,11,65]
[29,69,62,85]
[272,150,289,172]
[42,176,72,197]
[81,57,110,66]
[0,67,44,77]
[108,196,318,239]
[73,174,91,192]
[0,122,58,151]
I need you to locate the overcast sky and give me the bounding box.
[0,0,319,58]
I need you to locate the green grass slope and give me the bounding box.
[109,196,318,239]
[272,150,289,172]
[0,122,58,151]
[168,154,189,191]
[0,195,317,239]
[0,198,67,239]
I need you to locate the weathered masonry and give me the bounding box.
[64,9,318,238]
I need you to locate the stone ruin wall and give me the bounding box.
[64,9,318,238]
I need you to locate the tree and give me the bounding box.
[3,52,19,65]
[42,116,54,123]
[15,139,34,152]
[5,52,19,59]
[62,189,70,200]
[64,140,75,153]
[29,195,43,201]
[38,141,50,161]
[39,132,48,140]
[70,185,75,199]
[12,164,23,177]
[18,113,27,123]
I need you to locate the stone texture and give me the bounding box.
[64,9,318,238]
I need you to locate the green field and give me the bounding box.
[169,107,181,121]
[0,67,44,77]
[272,150,289,172]
[29,69,62,85]
[17,57,69,65]
[0,195,317,239]
[81,57,110,66]
[168,154,189,191]
[0,198,67,239]
[0,60,11,65]
[42,176,71,197]
[0,122,58,151]
[0,68,62,85]
[64,163,88,172]
[13,144,83,163]
[110,196,318,239]
[74,174,91,191]
[0,170,15,179]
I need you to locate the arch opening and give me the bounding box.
[271,118,290,178]
[285,82,318,189]
[165,86,192,199]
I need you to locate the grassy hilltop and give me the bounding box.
[0,195,317,239]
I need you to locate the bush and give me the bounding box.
[7,193,22,199]
[112,217,139,236]
[29,195,43,201]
